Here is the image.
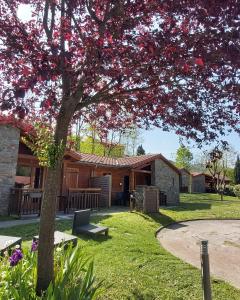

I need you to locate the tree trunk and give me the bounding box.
[36,112,71,295]
[36,164,61,294]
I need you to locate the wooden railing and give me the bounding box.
[9,188,43,216]
[9,188,101,216]
[66,188,100,213]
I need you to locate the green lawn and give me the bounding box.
[1,193,240,299]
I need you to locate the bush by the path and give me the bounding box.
[0,244,101,299]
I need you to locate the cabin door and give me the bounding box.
[65,168,79,189]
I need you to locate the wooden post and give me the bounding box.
[201,240,212,300]
[130,170,135,191]
[189,174,192,194]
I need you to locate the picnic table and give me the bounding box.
[0,235,22,255]
[33,231,78,248]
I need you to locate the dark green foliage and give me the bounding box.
[234,155,240,184]
[136,144,146,156]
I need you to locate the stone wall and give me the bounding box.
[180,169,192,193]
[0,125,20,215]
[133,185,159,213]
[192,175,206,193]
[152,159,180,205]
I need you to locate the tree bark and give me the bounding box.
[36,164,61,294]
[36,111,72,295]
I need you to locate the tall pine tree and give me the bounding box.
[137,145,146,156]
[234,155,240,184]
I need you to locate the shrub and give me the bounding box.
[224,185,236,196]
[0,244,102,299]
[233,185,240,199]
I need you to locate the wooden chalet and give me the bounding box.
[12,140,180,216]
[0,123,179,216]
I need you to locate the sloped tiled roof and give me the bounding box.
[191,172,205,177]
[78,153,158,167]
[72,152,180,174]
[191,172,231,182]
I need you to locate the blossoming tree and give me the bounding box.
[0,0,239,294]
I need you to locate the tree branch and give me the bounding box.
[67,4,85,42]
[86,0,103,26]
[75,84,152,112]
[43,1,51,40]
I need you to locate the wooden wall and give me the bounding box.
[62,162,93,195]
[94,167,130,191]
[135,173,151,186]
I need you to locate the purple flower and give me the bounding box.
[31,240,38,252]
[9,249,23,267]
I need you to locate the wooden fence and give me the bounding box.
[9,188,42,216]
[65,188,100,213]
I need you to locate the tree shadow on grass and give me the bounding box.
[0,214,113,243]
[55,214,113,244]
[162,202,211,212]
[132,211,175,227]
[74,232,112,243]
[127,288,154,300]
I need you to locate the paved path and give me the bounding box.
[157,219,240,289]
[0,207,128,229]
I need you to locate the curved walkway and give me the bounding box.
[157,219,240,289]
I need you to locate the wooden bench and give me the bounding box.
[72,209,109,236]
[0,235,22,255]
[33,231,78,248]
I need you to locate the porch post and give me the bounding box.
[130,170,135,191]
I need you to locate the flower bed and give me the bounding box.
[0,242,101,299]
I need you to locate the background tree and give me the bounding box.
[175,145,193,170]
[190,153,207,173]
[122,126,143,156]
[1,0,240,294]
[137,144,146,156]
[234,155,240,184]
[206,147,229,200]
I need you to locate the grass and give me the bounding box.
[1,193,240,299]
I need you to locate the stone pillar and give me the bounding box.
[133,185,159,213]
[0,125,20,215]
[152,159,180,205]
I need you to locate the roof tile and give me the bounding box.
[69,152,180,174]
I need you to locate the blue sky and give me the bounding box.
[141,128,240,160]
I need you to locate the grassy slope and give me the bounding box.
[1,193,240,299]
